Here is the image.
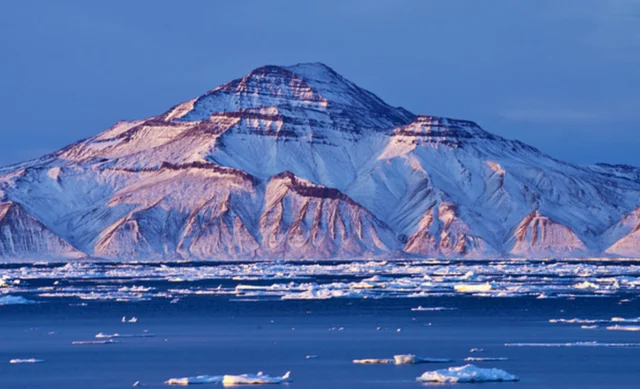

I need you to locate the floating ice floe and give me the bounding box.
[0,295,36,305]
[606,325,640,331]
[9,358,44,364]
[353,358,393,364]
[394,354,451,365]
[122,316,138,323]
[305,355,318,359]
[166,372,291,386]
[454,283,492,293]
[222,371,291,385]
[280,287,360,300]
[416,364,519,383]
[72,339,119,345]
[550,317,640,326]
[7,259,640,303]
[165,375,224,385]
[505,341,640,348]
[354,355,450,365]
[411,306,456,311]
[611,317,640,323]
[573,281,599,290]
[96,332,153,338]
[464,357,509,362]
[549,318,604,324]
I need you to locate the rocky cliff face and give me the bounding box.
[1,62,639,260]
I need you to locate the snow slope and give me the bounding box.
[0,62,639,260]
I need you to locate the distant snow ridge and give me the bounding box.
[2,62,640,260]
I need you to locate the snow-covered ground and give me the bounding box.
[1,63,640,261]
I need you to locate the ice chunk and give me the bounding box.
[416,364,519,383]
[454,283,492,293]
[122,316,138,323]
[165,375,224,385]
[393,354,451,364]
[0,295,36,305]
[9,358,44,364]
[610,317,640,323]
[222,371,291,385]
[607,325,640,331]
[464,357,509,362]
[281,287,359,300]
[573,281,598,289]
[353,358,394,364]
[96,333,153,338]
[411,306,456,311]
[549,318,604,324]
[72,339,119,345]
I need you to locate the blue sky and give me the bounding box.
[1,1,638,166]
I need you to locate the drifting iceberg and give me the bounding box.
[606,325,640,331]
[353,358,394,364]
[464,357,509,362]
[354,355,450,365]
[166,372,291,386]
[96,333,153,338]
[9,358,44,364]
[454,283,492,293]
[222,371,291,385]
[72,339,119,345]
[165,375,224,385]
[411,306,456,311]
[416,364,519,383]
[611,317,640,323]
[393,354,452,365]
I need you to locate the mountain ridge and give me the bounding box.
[1,62,639,261]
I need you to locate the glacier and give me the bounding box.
[1,62,640,261]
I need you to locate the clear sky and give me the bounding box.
[1,1,638,167]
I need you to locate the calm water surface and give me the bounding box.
[1,296,639,388]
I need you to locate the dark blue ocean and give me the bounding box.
[2,293,640,388]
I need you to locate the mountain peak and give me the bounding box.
[165,62,414,129]
[249,62,337,79]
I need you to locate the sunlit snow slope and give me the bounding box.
[1,63,639,260]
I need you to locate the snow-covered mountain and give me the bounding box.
[1,62,639,260]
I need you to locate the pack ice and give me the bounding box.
[417,364,519,383]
